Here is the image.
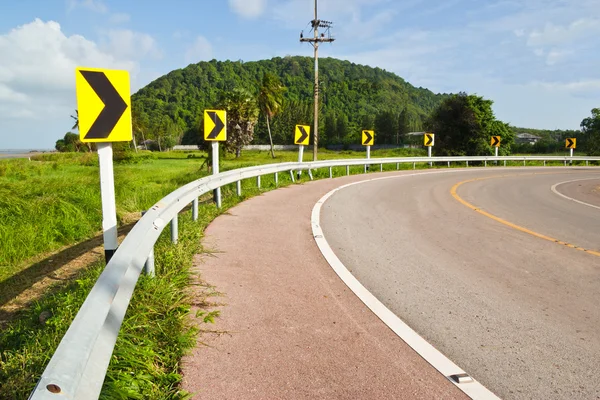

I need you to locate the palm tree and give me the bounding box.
[258,73,286,158]
[71,110,79,130]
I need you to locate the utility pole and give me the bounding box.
[300,0,334,161]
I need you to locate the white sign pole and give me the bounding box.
[365,145,371,172]
[97,142,118,263]
[428,145,432,167]
[495,147,499,158]
[212,142,221,207]
[297,144,304,179]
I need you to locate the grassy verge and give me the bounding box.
[0,211,217,399]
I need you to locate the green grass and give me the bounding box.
[0,211,215,400]
[0,148,424,278]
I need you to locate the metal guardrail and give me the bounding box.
[28,155,600,399]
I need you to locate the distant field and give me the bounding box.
[0,147,426,279]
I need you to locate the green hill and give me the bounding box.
[131,56,452,146]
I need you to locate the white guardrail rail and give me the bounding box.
[28,155,600,399]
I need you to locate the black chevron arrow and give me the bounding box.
[207,111,225,139]
[425,134,433,146]
[492,136,500,146]
[297,126,309,143]
[363,131,373,145]
[567,138,575,148]
[80,70,128,140]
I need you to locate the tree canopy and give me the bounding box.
[426,92,514,156]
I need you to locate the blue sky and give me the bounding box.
[1,0,599,149]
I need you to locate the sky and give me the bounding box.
[0,0,599,150]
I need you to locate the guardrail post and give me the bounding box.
[380,164,383,172]
[396,162,399,170]
[504,160,506,167]
[329,167,333,178]
[466,161,469,167]
[485,160,487,167]
[171,214,178,244]
[142,210,155,277]
[346,165,349,175]
[564,159,567,167]
[586,160,589,166]
[274,172,278,186]
[364,163,368,173]
[543,160,546,167]
[448,161,450,168]
[523,158,526,166]
[308,169,314,180]
[236,180,242,196]
[257,175,261,189]
[413,162,416,170]
[290,170,295,183]
[192,198,198,221]
[145,247,155,277]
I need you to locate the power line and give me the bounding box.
[299,0,335,161]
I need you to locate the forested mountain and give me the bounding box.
[131,56,451,147]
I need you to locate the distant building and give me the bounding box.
[515,133,542,144]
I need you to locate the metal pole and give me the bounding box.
[570,148,574,165]
[448,161,450,168]
[312,5,319,161]
[413,162,415,170]
[236,180,242,196]
[308,169,313,180]
[97,143,118,264]
[504,160,507,167]
[297,144,304,179]
[396,162,399,170]
[380,164,383,172]
[346,165,349,175]
[212,142,221,208]
[495,147,499,165]
[466,161,469,167]
[141,210,154,277]
[192,198,198,221]
[485,160,487,167]
[257,175,261,189]
[275,172,279,186]
[290,170,295,183]
[365,145,371,173]
[428,146,432,167]
[329,166,332,178]
[171,214,178,244]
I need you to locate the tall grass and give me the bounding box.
[0,212,212,400]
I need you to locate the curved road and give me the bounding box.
[321,168,600,400]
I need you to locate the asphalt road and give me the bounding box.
[320,168,600,400]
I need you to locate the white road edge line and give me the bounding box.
[551,177,600,211]
[311,170,501,400]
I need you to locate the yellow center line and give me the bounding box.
[450,173,600,258]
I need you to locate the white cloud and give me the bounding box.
[67,0,107,13]
[0,19,158,148]
[228,0,267,18]
[109,13,130,24]
[185,36,213,63]
[527,18,600,47]
[100,29,162,60]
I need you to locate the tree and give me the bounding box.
[70,110,79,130]
[397,109,409,145]
[581,108,600,155]
[426,92,513,156]
[218,87,259,157]
[374,110,397,144]
[258,72,286,158]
